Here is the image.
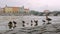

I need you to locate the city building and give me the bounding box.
[19,6,24,13]
[4,5,25,14]
[0,5,30,16]
[4,7,13,13]
[12,7,20,13]
[0,8,4,13]
[24,8,29,13]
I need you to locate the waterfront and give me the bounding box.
[0,16,59,30]
[0,16,60,34]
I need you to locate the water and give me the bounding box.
[0,16,60,30]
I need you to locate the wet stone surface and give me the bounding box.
[0,23,60,34]
[0,16,60,34]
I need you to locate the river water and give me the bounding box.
[0,16,60,30]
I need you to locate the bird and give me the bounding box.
[42,20,46,22]
[46,18,52,21]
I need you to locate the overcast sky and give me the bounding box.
[0,0,60,12]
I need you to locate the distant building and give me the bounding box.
[19,6,24,13]
[43,10,50,16]
[3,5,25,14]
[4,7,13,13]
[0,5,31,16]
[24,8,29,13]
[12,7,20,13]
[0,8,4,13]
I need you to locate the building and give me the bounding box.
[19,6,24,13]
[12,7,20,13]
[4,5,13,13]
[4,5,24,14]
[0,8,4,13]
[0,5,30,16]
[24,8,29,13]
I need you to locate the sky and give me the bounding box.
[0,0,60,12]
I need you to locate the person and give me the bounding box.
[13,21,17,29]
[34,20,38,26]
[8,21,13,29]
[31,20,33,26]
[22,21,25,27]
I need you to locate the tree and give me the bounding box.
[30,10,39,16]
